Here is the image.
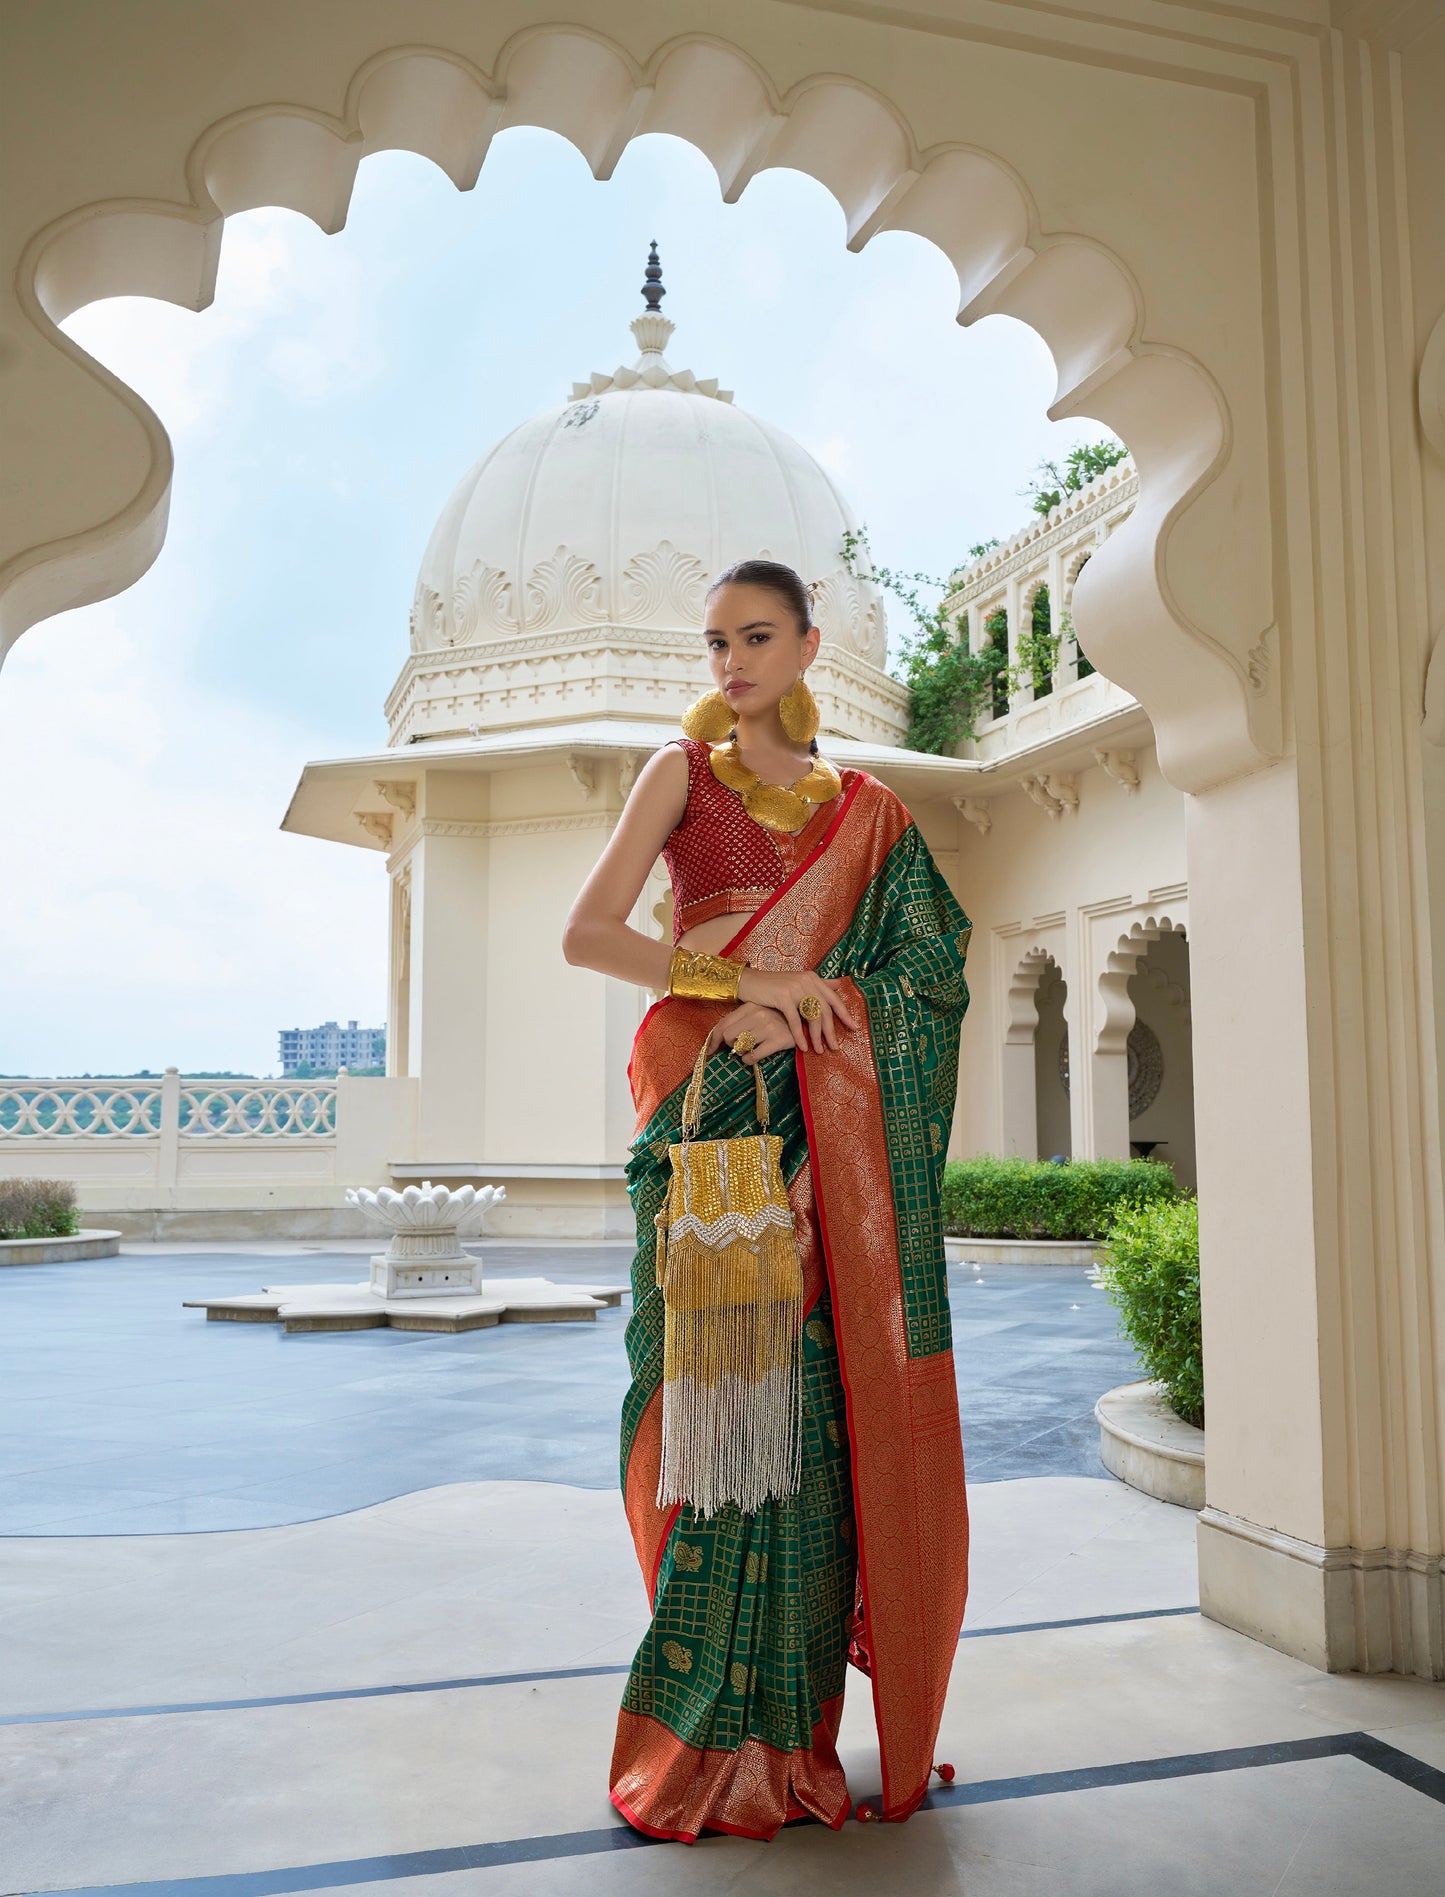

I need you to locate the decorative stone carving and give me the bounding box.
[1059,1020,1164,1119]
[1093,749,1140,794]
[620,540,710,625]
[954,796,993,835]
[451,560,516,642]
[567,752,598,797]
[356,811,394,846]
[1246,625,1275,694]
[575,312,734,403]
[409,581,446,651]
[1021,773,1079,819]
[374,780,416,815]
[810,570,888,665]
[347,1179,504,1299]
[618,750,640,798]
[525,546,607,630]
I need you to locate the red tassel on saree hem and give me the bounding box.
[610,1700,850,1843]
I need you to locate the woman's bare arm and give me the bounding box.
[561,742,861,1050]
[561,745,689,990]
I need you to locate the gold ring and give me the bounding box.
[732,1030,757,1055]
[798,995,822,1022]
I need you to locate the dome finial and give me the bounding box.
[566,245,733,404]
[641,240,666,315]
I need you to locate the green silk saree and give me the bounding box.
[611,768,972,1842]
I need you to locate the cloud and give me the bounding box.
[63,208,386,438]
[0,585,386,1078]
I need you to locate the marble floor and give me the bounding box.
[2,1247,1443,1894]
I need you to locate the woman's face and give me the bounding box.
[703,582,819,721]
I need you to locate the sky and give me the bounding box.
[1,128,1115,1079]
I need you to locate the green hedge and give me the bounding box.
[941,1155,1178,1240]
[1095,1196,1202,1428]
[0,1177,82,1241]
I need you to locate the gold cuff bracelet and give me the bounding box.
[668,947,745,1004]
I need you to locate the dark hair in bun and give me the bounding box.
[707,558,813,638]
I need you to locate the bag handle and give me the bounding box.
[681,1034,771,1142]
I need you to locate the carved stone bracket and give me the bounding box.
[954,795,993,835]
[356,812,394,846]
[567,753,598,797]
[617,750,641,798]
[1092,749,1140,794]
[1021,773,1078,819]
[373,779,417,815]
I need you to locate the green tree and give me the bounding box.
[1022,439,1131,515]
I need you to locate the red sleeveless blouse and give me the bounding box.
[660,736,841,942]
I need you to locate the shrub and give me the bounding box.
[0,1177,82,1241]
[1094,1196,1203,1428]
[941,1154,1178,1240]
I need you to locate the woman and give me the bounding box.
[562,557,973,1842]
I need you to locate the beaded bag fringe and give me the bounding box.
[654,1046,805,1519]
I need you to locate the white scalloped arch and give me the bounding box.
[5,25,1277,794]
[1097,916,1190,1056]
[1005,945,1063,1046]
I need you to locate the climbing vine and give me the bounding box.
[842,437,1124,753]
[840,528,1003,754]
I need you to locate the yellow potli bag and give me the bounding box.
[654,1036,805,1519]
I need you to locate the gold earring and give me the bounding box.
[681,688,736,744]
[779,674,820,744]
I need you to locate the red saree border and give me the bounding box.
[796,1014,967,1819]
[610,1698,850,1843]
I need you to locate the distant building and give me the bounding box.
[278,1020,385,1075]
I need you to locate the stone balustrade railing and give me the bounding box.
[0,1070,337,1140]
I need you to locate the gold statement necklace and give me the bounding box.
[708,736,843,834]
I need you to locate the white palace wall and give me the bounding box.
[948,743,1190,1178]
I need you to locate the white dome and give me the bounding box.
[407,314,887,665]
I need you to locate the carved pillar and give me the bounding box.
[1000,969,1041,1159]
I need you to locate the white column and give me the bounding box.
[407,824,490,1161]
[1006,574,1031,707]
[1049,547,1074,685]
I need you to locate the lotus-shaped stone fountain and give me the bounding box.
[346,1179,507,1298]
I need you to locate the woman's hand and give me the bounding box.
[705,1002,795,1064]
[735,968,860,1053]
[706,996,851,1063]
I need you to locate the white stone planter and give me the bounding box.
[346,1180,505,1298]
[0,1228,122,1265]
[1096,1378,1205,1510]
[945,1235,1102,1267]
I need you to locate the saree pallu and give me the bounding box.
[612,769,973,1842]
